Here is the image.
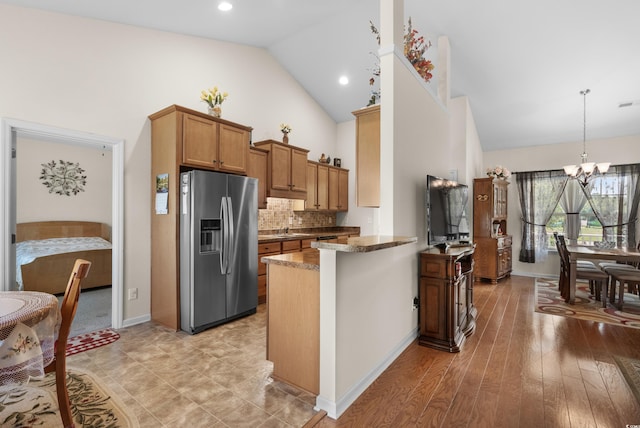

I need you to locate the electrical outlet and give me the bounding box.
[288,216,293,225]
[128,288,138,300]
[412,297,419,311]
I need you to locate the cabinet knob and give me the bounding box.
[212,159,217,163]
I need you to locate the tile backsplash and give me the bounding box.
[258,198,336,231]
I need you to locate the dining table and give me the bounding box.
[0,291,60,385]
[566,244,640,304]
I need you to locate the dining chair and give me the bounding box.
[556,234,609,306]
[44,259,91,428]
[598,241,640,272]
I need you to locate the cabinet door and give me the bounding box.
[306,162,318,210]
[338,169,349,211]
[218,123,248,174]
[419,277,446,340]
[328,167,348,211]
[290,148,308,196]
[182,114,218,168]
[248,149,268,209]
[270,144,292,192]
[354,105,380,207]
[328,167,339,211]
[317,164,329,210]
[457,276,467,328]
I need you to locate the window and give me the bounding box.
[547,203,602,248]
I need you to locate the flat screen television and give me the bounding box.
[426,175,470,245]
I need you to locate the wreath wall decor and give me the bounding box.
[39,160,87,196]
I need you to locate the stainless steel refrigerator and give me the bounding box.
[180,170,258,334]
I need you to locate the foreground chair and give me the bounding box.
[44,259,91,428]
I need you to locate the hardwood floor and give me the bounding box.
[313,275,640,427]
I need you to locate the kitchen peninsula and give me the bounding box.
[262,235,417,417]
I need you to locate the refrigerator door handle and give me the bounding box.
[220,197,228,274]
[226,197,235,274]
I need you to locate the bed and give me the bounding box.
[16,221,113,295]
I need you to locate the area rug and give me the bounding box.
[66,328,120,356]
[614,356,640,404]
[0,367,139,427]
[534,277,640,329]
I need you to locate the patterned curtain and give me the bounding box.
[516,170,568,263]
[583,163,640,248]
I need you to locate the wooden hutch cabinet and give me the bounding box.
[473,177,512,283]
[419,246,476,352]
[148,105,253,330]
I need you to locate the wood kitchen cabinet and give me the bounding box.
[419,246,476,352]
[328,166,349,212]
[473,177,512,283]
[353,104,380,207]
[155,105,252,174]
[266,260,319,394]
[258,242,281,305]
[305,161,329,211]
[148,105,253,330]
[247,147,268,209]
[254,139,308,199]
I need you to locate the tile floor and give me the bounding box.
[67,304,318,427]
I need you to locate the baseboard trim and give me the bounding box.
[121,313,151,328]
[316,326,419,420]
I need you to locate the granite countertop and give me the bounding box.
[258,227,360,243]
[311,235,417,252]
[261,250,320,271]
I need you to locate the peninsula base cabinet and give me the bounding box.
[266,263,319,395]
[419,246,476,353]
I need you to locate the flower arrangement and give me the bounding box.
[404,17,434,83]
[280,123,292,134]
[486,165,511,179]
[200,86,228,108]
[368,17,434,106]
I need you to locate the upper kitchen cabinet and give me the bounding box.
[150,104,252,175]
[353,104,380,207]
[253,139,308,200]
[328,166,349,212]
[247,147,268,209]
[305,161,329,211]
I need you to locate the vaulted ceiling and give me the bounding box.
[2,0,639,151]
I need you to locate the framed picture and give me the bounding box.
[333,158,341,167]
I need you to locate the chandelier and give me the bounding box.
[563,89,610,185]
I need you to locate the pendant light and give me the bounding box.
[563,89,610,185]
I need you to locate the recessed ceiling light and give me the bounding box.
[218,2,233,11]
[339,75,349,85]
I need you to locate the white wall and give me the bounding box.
[0,4,338,322]
[16,137,112,225]
[483,134,640,277]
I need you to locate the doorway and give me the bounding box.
[1,118,124,329]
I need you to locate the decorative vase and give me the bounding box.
[208,105,222,118]
[282,133,289,144]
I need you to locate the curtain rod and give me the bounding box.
[511,162,638,175]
